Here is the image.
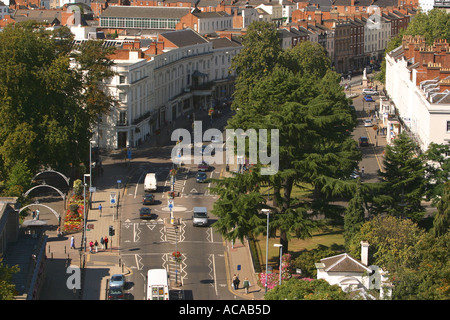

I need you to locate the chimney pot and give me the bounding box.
[361,241,369,266]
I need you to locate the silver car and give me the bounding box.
[362,89,378,96]
[109,274,125,289]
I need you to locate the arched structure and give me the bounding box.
[32,170,70,186]
[19,203,61,221]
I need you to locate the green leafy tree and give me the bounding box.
[264,278,348,300]
[292,245,343,278]
[433,182,450,237]
[343,179,365,250]
[230,21,282,107]
[390,232,450,300]
[348,215,428,299]
[0,22,116,191]
[211,25,361,253]
[404,9,450,45]
[423,142,450,206]
[375,132,426,221]
[0,257,19,300]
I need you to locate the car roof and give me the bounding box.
[360,136,368,139]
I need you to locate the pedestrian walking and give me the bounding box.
[32,210,36,219]
[100,236,104,250]
[361,166,365,178]
[234,274,240,289]
[232,274,237,289]
[94,240,98,253]
[70,236,75,249]
[104,236,109,250]
[35,209,40,220]
[89,241,94,253]
[98,204,102,217]
[243,278,250,294]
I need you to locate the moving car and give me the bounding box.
[142,193,155,205]
[193,207,209,227]
[364,119,373,127]
[359,136,369,147]
[108,287,124,300]
[196,172,207,183]
[144,173,157,192]
[362,88,378,96]
[109,274,125,289]
[139,207,153,219]
[364,95,374,102]
[198,161,210,171]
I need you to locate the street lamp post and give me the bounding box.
[83,174,90,253]
[261,208,271,293]
[274,244,283,286]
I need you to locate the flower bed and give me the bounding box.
[63,191,89,233]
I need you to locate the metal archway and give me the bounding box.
[19,203,61,221]
[32,170,70,186]
[24,184,67,210]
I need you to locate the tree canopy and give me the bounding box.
[210,21,361,252]
[0,22,116,192]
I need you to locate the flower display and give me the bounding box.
[172,251,182,262]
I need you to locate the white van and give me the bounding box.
[144,173,157,192]
[192,207,209,227]
[146,269,169,300]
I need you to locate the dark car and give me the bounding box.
[359,136,369,147]
[139,207,153,219]
[196,172,207,183]
[142,193,155,205]
[108,287,124,300]
[198,161,210,172]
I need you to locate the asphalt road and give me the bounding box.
[118,113,239,300]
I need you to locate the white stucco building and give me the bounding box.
[385,35,450,151]
[82,28,241,149]
[316,241,392,299]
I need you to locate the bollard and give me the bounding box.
[51,252,53,261]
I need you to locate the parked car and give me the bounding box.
[364,119,373,127]
[196,172,207,183]
[350,170,360,179]
[362,88,378,96]
[110,274,125,289]
[139,207,153,219]
[142,193,155,205]
[359,136,369,147]
[364,95,375,102]
[108,287,124,300]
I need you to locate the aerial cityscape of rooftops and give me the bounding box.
[0,0,448,303]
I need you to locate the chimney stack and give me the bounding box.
[361,241,369,266]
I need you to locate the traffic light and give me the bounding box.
[109,225,115,236]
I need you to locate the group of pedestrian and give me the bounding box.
[232,274,251,294]
[32,209,40,220]
[69,235,109,251]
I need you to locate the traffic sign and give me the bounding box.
[110,192,116,205]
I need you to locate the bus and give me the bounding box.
[147,269,169,300]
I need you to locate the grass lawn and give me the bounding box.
[254,226,345,270]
